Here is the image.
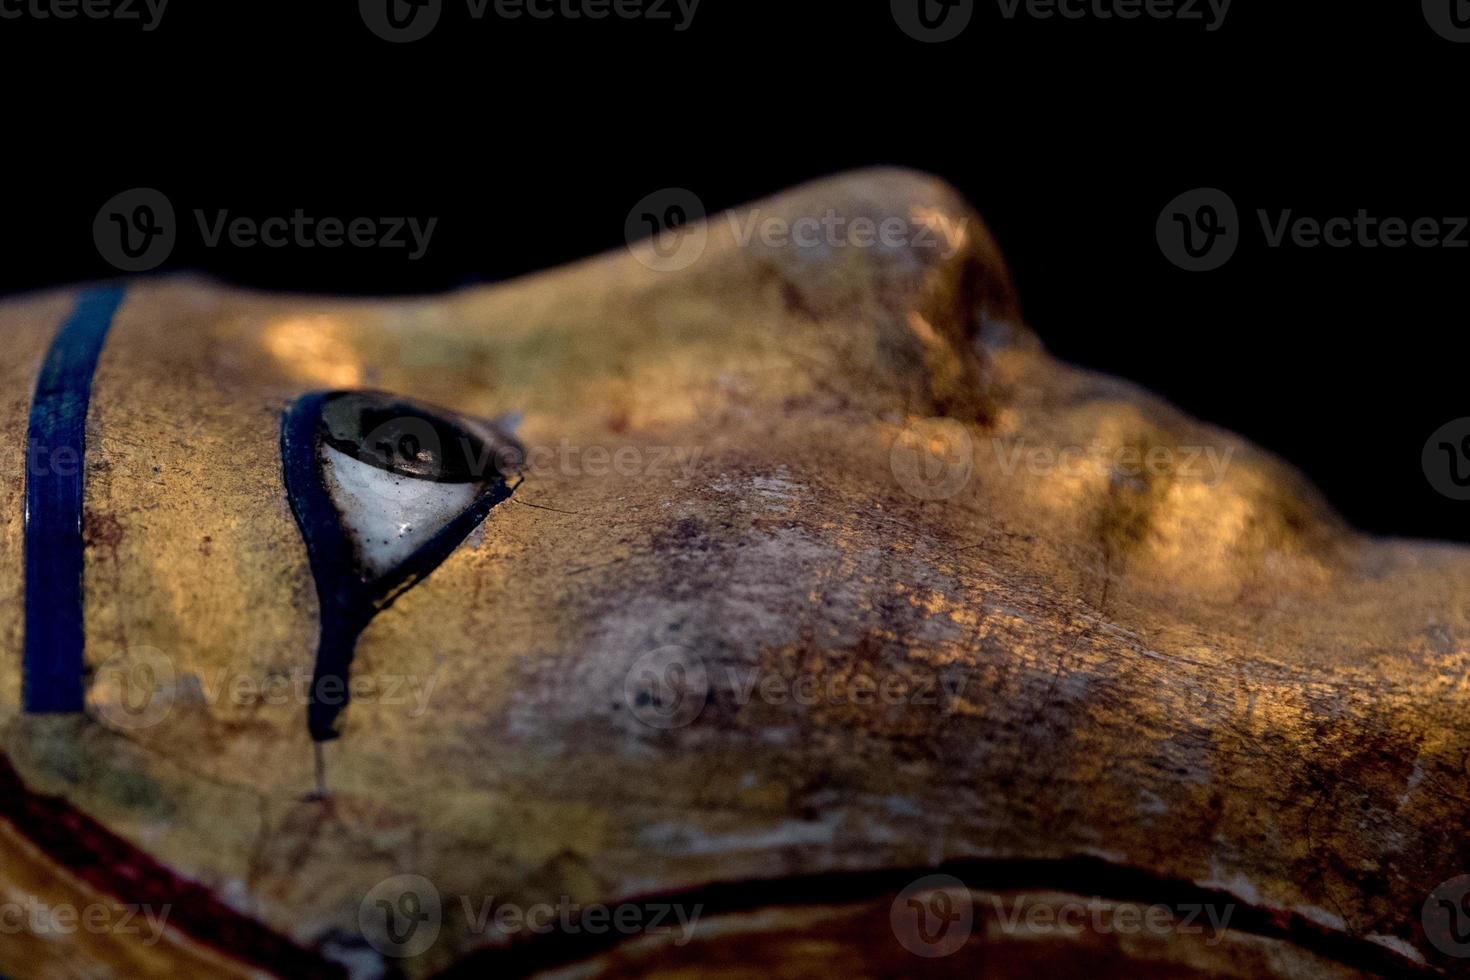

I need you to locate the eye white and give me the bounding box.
[319,444,480,580]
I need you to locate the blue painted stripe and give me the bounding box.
[24,285,127,712]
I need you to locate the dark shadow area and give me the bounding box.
[1,0,1464,540]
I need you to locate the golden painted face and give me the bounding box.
[0,172,1465,977]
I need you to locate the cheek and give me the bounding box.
[342,532,530,767]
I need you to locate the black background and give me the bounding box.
[2,0,1466,540]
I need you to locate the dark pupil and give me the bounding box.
[321,395,487,483]
[371,429,429,468]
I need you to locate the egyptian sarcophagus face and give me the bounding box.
[0,171,1465,978]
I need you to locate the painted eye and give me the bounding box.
[282,390,521,752]
[315,392,516,579]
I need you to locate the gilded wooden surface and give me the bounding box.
[0,170,1465,977]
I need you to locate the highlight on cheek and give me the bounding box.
[262,315,364,389]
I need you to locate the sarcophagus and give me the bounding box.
[0,171,1464,977]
